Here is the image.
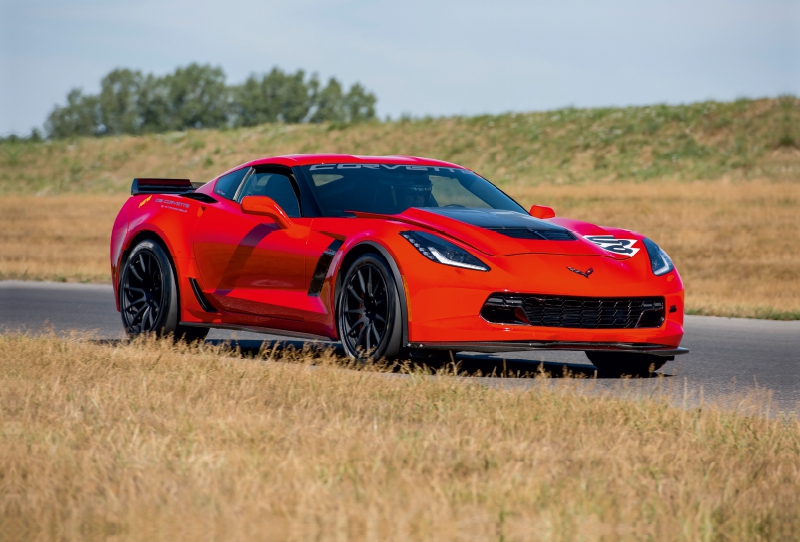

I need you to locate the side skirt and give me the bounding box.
[180,322,335,343]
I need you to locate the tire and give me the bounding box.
[337,253,403,361]
[585,351,666,377]
[119,239,209,343]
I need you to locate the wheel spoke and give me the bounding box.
[345,308,365,315]
[357,269,366,296]
[374,313,386,323]
[129,260,144,282]
[356,320,368,348]
[365,322,371,351]
[366,267,374,297]
[355,315,370,330]
[145,305,154,328]
[370,323,381,345]
[347,286,362,302]
[131,304,147,325]
[127,294,146,306]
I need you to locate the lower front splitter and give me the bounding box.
[407,340,689,356]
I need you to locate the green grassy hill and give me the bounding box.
[1,96,797,195]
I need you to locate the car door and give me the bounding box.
[193,166,311,323]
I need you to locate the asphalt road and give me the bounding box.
[2,280,798,412]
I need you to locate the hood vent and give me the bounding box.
[419,208,576,242]
[488,228,576,241]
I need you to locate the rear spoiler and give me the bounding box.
[131,178,194,196]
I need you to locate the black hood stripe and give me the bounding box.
[420,208,575,240]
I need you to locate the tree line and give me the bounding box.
[45,64,378,139]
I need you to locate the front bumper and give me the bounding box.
[401,251,686,349]
[406,340,689,356]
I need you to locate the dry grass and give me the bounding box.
[0,195,125,283]
[1,334,797,541]
[1,179,798,319]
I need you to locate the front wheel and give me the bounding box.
[585,351,666,377]
[337,254,403,361]
[119,240,209,343]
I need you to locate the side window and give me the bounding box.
[239,172,301,218]
[213,168,249,200]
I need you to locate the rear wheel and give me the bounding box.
[585,351,666,377]
[337,254,403,361]
[120,240,209,343]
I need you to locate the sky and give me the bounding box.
[1,0,797,136]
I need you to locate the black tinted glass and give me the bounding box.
[239,172,301,217]
[300,164,526,217]
[213,167,249,200]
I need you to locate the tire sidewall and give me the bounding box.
[120,240,179,337]
[337,254,403,361]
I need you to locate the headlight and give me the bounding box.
[643,238,674,276]
[400,231,490,272]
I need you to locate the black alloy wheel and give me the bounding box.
[585,351,667,377]
[338,254,403,360]
[120,240,208,342]
[121,246,166,333]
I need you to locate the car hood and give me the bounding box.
[388,207,635,258]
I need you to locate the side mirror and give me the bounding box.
[241,196,294,229]
[529,205,555,219]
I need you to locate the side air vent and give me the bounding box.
[308,239,344,296]
[189,278,218,313]
[183,192,218,204]
[488,228,576,241]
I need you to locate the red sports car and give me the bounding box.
[111,154,687,375]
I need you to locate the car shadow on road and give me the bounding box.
[207,338,671,380]
[88,337,670,379]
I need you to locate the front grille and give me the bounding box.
[481,293,665,329]
[488,228,576,241]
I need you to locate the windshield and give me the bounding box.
[299,164,526,217]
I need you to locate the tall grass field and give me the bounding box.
[2,334,798,541]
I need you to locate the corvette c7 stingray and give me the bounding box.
[111,154,688,376]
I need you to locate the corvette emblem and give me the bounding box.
[567,266,593,278]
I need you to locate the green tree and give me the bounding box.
[231,68,312,126]
[44,64,378,138]
[45,89,100,138]
[309,77,345,123]
[277,69,313,123]
[344,83,377,123]
[232,73,279,126]
[165,64,228,130]
[137,73,173,133]
[99,68,143,135]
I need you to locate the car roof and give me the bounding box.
[238,154,467,169]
